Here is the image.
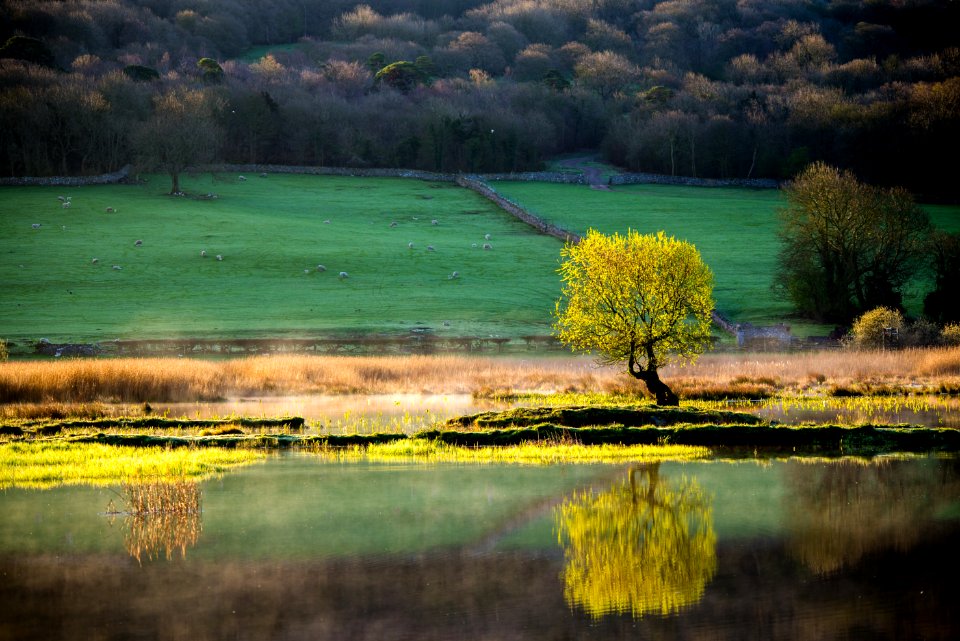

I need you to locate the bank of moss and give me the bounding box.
[443,405,764,430]
[0,416,305,437]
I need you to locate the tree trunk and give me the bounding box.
[628,349,679,406]
[170,171,180,195]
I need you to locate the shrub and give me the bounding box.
[903,318,942,347]
[850,307,904,349]
[0,339,7,362]
[943,323,960,346]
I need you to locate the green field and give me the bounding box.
[491,182,960,335]
[4,174,958,345]
[0,174,563,342]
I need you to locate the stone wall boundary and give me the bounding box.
[456,175,582,244]
[610,172,781,189]
[0,165,133,187]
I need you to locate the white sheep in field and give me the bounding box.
[483,243,493,250]
[91,258,99,264]
[200,250,207,257]
[317,264,326,272]
[471,243,478,248]
[338,271,349,279]
[408,242,414,249]
[62,201,71,209]
[238,175,247,181]
[216,254,223,261]
[134,240,143,247]
[304,269,311,274]
[426,245,435,251]
[389,221,398,228]
[449,271,459,279]
[323,219,331,224]
[57,196,66,203]
[431,219,438,225]
[31,223,41,229]
[112,264,122,270]
[484,233,491,240]
[105,207,116,213]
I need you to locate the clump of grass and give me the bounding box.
[121,477,201,515]
[0,401,113,421]
[0,441,264,489]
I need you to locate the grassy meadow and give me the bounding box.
[0,173,563,343]
[490,181,960,335]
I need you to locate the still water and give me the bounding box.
[1,455,958,640]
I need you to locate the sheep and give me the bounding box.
[338,271,349,279]
[112,264,122,270]
[31,223,41,229]
[216,254,223,261]
[200,250,207,257]
[484,233,491,240]
[62,201,71,209]
[134,240,143,247]
[408,242,414,249]
[259,172,268,178]
[238,175,247,181]
[316,264,327,272]
[449,271,459,279]
[431,219,438,225]
[389,221,398,228]
[323,219,331,224]
[91,258,99,264]
[57,196,66,203]
[304,269,311,274]
[483,243,493,250]
[105,207,116,213]
[471,243,478,248]
[426,245,435,251]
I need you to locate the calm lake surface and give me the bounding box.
[1,455,958,640]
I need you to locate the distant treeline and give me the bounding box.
[1,0,958,196]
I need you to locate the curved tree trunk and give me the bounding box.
[628,345,680,406]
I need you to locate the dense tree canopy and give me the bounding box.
[554,230,714,406]
[0,0,957,193]
[776,162,931,324]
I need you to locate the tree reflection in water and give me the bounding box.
[114,479,203,563]
[555,463,716,619]
[786,458,960,576]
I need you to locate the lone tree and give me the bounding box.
[133,88,223,195]
[554,229,714,406]
[776,162,930,323]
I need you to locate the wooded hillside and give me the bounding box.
[1,0,957,196]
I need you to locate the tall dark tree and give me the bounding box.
[924,231,960,324]
[776,162,930,324]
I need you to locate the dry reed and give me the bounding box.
[119,478,202,562]
[1,349,958,406]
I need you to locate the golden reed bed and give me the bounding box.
[1,349,958,408]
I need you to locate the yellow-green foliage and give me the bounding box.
[555,465,717,618]
[554,229,714,369]
[943,323,960,346]
[0,339,8,363]
[317,439,710,465]
[851,307,904,349]
[0,442,264,489]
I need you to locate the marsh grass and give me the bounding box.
[0,441,264,489]
[317,439,711,465]
[3,349,959,408]
[116,478,202,563]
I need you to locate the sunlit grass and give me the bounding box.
[3,349,959,405]
[0,441,265,489]
[315,439,710,465]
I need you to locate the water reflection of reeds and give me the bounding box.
[118,479,202,563]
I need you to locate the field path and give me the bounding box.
[557,156,612,191]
